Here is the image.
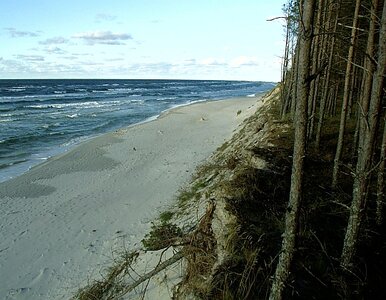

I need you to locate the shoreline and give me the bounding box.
[0,95,263,299]
[0,94,266,184]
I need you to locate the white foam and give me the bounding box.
[66,114,79,119]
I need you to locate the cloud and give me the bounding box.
[129,62,173,74]
[106,58,125,62]
[15,54,45,62]
[199,57,226,66]
[45,46,67,55]
[183,59,197,66]
[0,57,87,76]
[73,31,132,45]
[4,27,40,38]
[39,36,69,45]
[230,56,259,68]
[95,13,117,22]
[79,60,102,66]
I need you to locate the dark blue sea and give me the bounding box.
[0,79,275,182]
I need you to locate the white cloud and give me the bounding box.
[106,58,125,62]
[73,31,132,45]
[4,27,40,38]
[39,36,69,45]
[15,54,45,62]
[45,47,67,55]
[0,56,88,77]
[198,57,225,66]
[230,56,259,68]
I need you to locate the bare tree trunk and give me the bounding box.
[347,65,358,119]
[281,72,294,118]
[358,0,379,148]
[282,43,298,118]
[332,84,339,116]
[376,117,386,225]
[326,84,334,117]
[327,83,340,117]
[291,40,301,119]
[332,0,362,188]
[280,16,292,113]
[269,1,315,299]
[282,16,291,85]
[341,0,386,269]
[352,0,379,162]
[352,109,361,159]
[316,0,341,149]
[307,0,324,141]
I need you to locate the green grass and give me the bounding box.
[142,222,182,251]
[159,210,174,223]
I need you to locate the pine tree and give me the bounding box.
[341,0,386,270]
[269,0,315,298]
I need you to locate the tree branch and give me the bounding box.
[118,250,184,297]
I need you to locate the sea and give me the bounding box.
[0,79,275,182]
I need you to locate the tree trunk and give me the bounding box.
[282,15,291,85]
[282,43,298,118]
[315,0,341,150]
[352,0,379,163]
[376,118,386,225]
[269,1,315,299]
[347,65,358,119]
[332,0,362,188]
[307,0,324,141]
[281,73,294,118]
[290,46,300,119]
[280,15,292,113]
[341,0,386,270]
[358,0,379,149]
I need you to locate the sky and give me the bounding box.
[0,0,286,81]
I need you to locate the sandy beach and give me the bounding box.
[0,96,261,299]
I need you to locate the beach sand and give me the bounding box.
[0,96,262,299]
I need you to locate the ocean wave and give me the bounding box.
[107,88,133,92]
[0,92,88,103]
[0,118,13,123]
[66,114,79,118]
[42,122,61,129]
[156,96,178,101]
[247,94,256,97]
[0,159,28,170]
[26,101,103,109]
[6,87,27,92]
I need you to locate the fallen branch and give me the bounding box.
[117,251,184,297]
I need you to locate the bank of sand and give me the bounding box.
[0,96,262,299]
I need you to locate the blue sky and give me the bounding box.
[0,0,285,81]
